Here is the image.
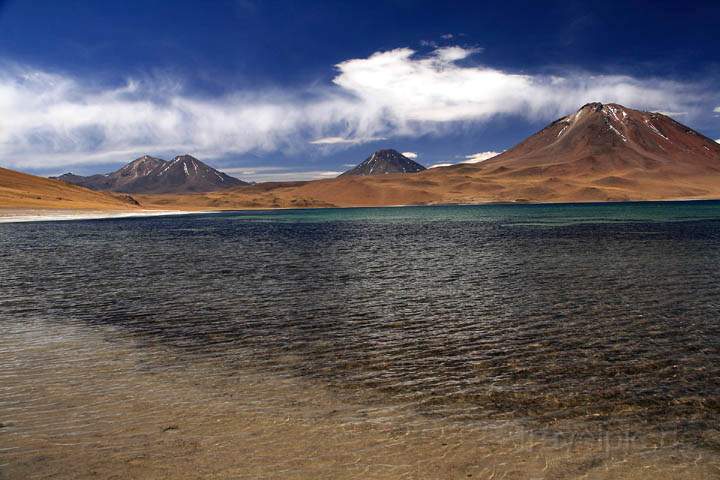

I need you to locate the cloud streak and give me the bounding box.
[463,151,500,163]
[428,151,501,169]
[223,166,341,183]
[309,135,385,145]
[0,47,709,171]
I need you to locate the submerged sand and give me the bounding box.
[2,320,719,479]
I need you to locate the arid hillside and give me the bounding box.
[0,167,141,211]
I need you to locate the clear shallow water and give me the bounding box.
[199,200,720,225]
[2,202,720,475]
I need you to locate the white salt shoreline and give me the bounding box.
[0,209,209,224]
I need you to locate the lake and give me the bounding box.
[2,202,720,479]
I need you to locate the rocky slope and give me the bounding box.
[55,155,246,194]
[425,102,720,202]
[478,102,720,178]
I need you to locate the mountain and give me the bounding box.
[425,101,720,202]
[476,102,720,178]
[10,103,720,212]
[54,155,247,194]
[0,167,140,211]
[340,149,426,176]
[136,103,720,209]
[53,172,115,190]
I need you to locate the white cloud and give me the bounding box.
[427,151,501,169]
[333,47,695,126]
[714,106,720,113]
[716,139,720,143]
[401,151,418,159]
[657,111,688,117]
[0,67,322,169]
[310,136,354,145]
[223,166,341,182]
[223,166,287,175]
[249,170,341,182]
[309,136,384,145]
[0,46,707,171]
[463,151,500,163]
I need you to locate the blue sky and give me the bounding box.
[0,0,719,181]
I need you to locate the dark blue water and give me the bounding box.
[2,202,720,444]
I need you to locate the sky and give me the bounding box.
[0,0,719,181]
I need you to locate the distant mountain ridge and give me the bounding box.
[11,102,720,210]
[173,102,720,207]
[340,149,426,176]
[54,154,246,194]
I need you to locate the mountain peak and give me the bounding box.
[173,154,198,162]
[130,154,164,164]
[374,148,402,156]
[473,102,720,179]
[340,149,426,177]
[578,101,605,112]
[572,102,636,121]
[55,154,247,193]
[118,155,167,179]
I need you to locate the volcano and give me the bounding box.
[409,102,720,203]
[477,102,720,178]
[340,149,426,176]
[55,155,246,194]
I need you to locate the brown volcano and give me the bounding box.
[340,149,426,176]
[427,102,720,202]
[476,102,720,180]
[134,102,720,209]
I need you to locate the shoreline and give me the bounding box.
[2,197,719,224]
[0,209,209,224]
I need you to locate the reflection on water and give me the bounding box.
[2,202,720,478]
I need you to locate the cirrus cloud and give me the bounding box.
[309,135,385,145]
[0,46,710,171]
